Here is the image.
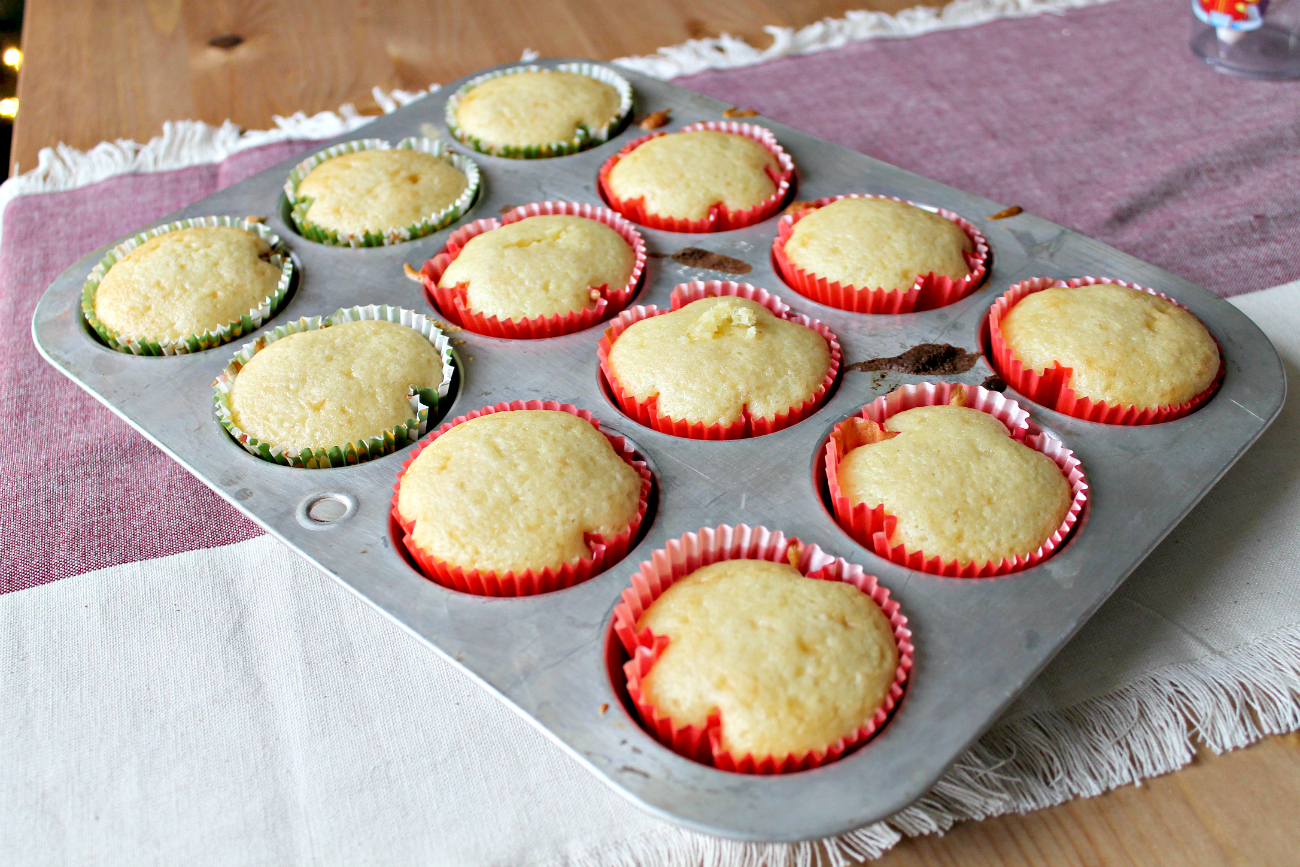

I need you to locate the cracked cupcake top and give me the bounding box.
[607,296,831,426]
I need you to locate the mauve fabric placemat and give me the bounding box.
[678,0,1300,298]
[0,142,318,593]
[3,0,1298,594]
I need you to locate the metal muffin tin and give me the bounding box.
[32,59,1285,842]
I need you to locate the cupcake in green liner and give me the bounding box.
[284,137,480,247]
[81,216,294,356]
[213,305,456,468]
[446,63,633,159]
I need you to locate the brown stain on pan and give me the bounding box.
[669,248,752,275]
[849,343,981,375]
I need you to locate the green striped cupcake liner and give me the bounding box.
[445,62,634,159]
[284,137,481,248]
[81,216,295,356]
[213,304,456,469]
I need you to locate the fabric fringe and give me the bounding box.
[536,622,1300,866]
[0,84,436,243]
[611,0,1120,78]
[894,621,1300,838]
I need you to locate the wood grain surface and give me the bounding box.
[13,2,1300,865]
[878,735,1300,866]
[11,0,930,174]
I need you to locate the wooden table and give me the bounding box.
[14,2,1300,864]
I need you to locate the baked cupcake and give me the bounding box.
[599,122,795,232]
[393,403,652,596]
[773,195,987,313]
[613,525,912,773]
[640,559,898,760]
[82,217,293,356]
[446,64,633,158]
[434,210,638,327]
[826,383,1087,577]
[600,282,840,439]
[284,138,479,247]
[991,278,1222,423]
[214,306,454,468]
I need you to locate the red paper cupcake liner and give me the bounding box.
[596,280,842,440]
[987,276,1226,425]
[418,201,647,339]
[597,121,796,233]
[771,194,989,314]
[823,382,1089,578]
[611,523,913,774]
[391,400,653,596]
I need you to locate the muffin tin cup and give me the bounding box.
[824,382,1089,578]
[771,194,990,314]
[283,137,481,247]
[610,523,913,774]
[81,216,294,356]
[444,62,634,159]
[390,400,654,597]
[987,277,1226,425]
[417,201,647,339]
[213,304,455,468]
[597,280,842,440]
[597,121,796,233]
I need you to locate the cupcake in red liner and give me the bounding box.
[772,194,989,314]
[418,201,646,339]
[597,121,795,233]
[824,382,1088,578]
[391,400,652,596]
[611,524,913,774]
[987,277,1225,425]
[597,280,842,440]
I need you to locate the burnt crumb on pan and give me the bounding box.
[723,107,759,118]
[637,109,671,129]
[499,204,519,215]
[783,200,819,218]
[981,374,1007,392]
[988,205,1023,220]
[849,343,981,375]
[208,34,243,49]
[670,247,752,275]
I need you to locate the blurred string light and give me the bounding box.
[2,47,19,70]
[0,98,17,119]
